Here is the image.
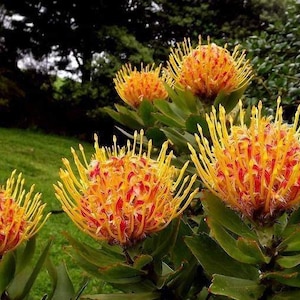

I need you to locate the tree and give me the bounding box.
[0,0,149,83]
[0,0,297,140]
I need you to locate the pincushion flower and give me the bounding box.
[114,63,168,108]
[54,130,198,246]
[165,36,252,101]
[189,99,300,224]
[0,171,49,257]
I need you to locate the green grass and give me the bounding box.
[0,127,109,299]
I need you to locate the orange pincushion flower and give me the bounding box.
[189,99,300,224]
[166,37,252,100]
[0,171,49,257]
[54,130,198,246]
[114,63,168,108]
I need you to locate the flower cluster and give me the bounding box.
[189,98,300,224]
[55,130,198,246]
[113,36,252,108]
[0,171,48,257]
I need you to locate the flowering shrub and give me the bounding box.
[1,34,300,299]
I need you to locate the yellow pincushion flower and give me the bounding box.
[189,99,300,224]
[166,37,252,100]
[114,63,168,108]
[54,130,198,246]
[0,171,49,257]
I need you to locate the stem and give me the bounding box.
[258,229,282,299]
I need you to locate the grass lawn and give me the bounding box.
[0,127,112,299]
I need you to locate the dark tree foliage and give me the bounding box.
[1,1,130,82]
[0,0,297,140]
[0,0,290,80]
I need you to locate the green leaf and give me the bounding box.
[184,233,259,280]
[278,229,300,252]
[65,233,125,267]
[46,258,58,299]
[162,220,203,298]
[175,88,199,113]
[262,270,300,288]
[0,252,16,295]
[73,279,89,300]
[7,238,52,300]
[145,127,167,147]
[67,249,104,278]
[274,213,288,237]
[138,100,156,127]
[287,207,300,225]
[202,192,257,240]
[115,104,144,129]
[209,274,265,300]
[167,256,201,299]
[50,262,75,300]
[98,264,147,284]
[207,218,263,264]
[102,107,129,127]
[153,113,184,128]
[69,246,146,284]
[277,254,300,268]
[145,218,181,260]
[133,255,153,270]
[237,237,270,264]
[15,236,36,273]
[214,85,247,114]
[185,115,209,137]
[161,128,189,152]
[164,85,190,114]
[196,287,210,300]
[80,292,160,300]
[104,105,144,129]
[281,224,300,241]
[169,101,190,120]
[170,219,194,268]
[153,100,185,127]
[165,85,198,114]
[113,280,157,294]
[156,261,183,289]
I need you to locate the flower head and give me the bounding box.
[165,36,252,101]
[0,171,48,257]
[189,99,300,224]
[114,63,168,108]
[55,130,198,246]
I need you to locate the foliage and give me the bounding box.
[242,0,300,116]
[185,193,300,299]
[0,237,52,300]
